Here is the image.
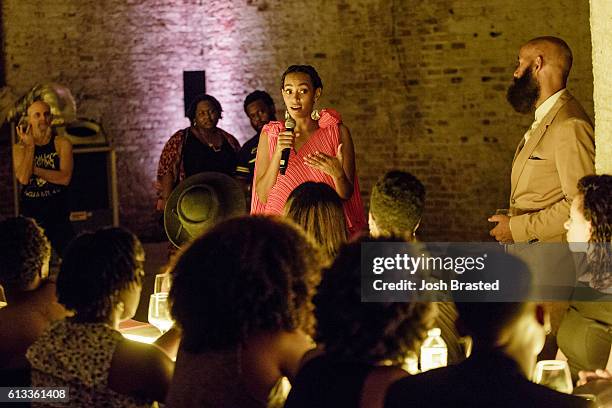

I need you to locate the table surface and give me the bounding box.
[118,319,162,344]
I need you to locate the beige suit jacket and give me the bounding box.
[509,90,595,243]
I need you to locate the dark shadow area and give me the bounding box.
[0,8,5,87]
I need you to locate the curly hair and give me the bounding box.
[369,170,425,239]
[243,90,276,114]
[169,215,322,353]
[0,216,50,291]
[284,182,348,263]
[56,227,144,322]
[187,94,223,122]
[577,174,612,290]
[314,237,435,364]
[281,65,323,90]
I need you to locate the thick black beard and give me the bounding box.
[506,69,540,114]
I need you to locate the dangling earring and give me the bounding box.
[117,301,125,315]
[311,109,321,121]
[284,110,291,121]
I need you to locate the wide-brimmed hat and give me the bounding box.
[164,172,246,248]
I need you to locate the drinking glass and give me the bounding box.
[154,273,171,294]
[148,293,173,334]
[533,360,573,394]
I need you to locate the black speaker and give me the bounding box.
[183,70,206,118]
[67,147,118,234]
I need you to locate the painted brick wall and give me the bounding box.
[590,0,612,174]
[0,0,593,241]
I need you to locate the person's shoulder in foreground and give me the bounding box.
[384,356,592,408]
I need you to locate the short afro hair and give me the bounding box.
[314,237,435,364]
[243,90,276,113]
[369,170,425,238]
[57,227,144,322]
[281,65,323,90]
[169,215,322,353]
[187,94,223,122]
[0,216,50,290]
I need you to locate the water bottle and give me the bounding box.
[420,328,447,372]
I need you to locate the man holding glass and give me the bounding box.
[488,36,595,244]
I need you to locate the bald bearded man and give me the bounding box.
[489,36,595,244]
[12,100,75,256]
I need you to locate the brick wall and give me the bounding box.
[0,0,594,241]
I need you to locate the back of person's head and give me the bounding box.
[455,302,526,345]
[454,252,540,348]
[315,237,435,364]
[57,227,144,322]
[369,170,425,239]
[170,215,322,353]
[284,182,347,262]
[243,90,275,113]
[0,216,50,291]
[577,174,612,289]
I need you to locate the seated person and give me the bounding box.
[385,253,591,408]
[165,216,322,408]
[284,237,436,408]
[369,170,466,364]
[27,227,176,407]
[284,181,348,263]
[557,174,612,380]
[0,217,68,386]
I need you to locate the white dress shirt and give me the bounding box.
[523,88,566,143]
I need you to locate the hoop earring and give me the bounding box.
[311,109,320,121]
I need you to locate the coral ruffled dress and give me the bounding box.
[250,109,366,236]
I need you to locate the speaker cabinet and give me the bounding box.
[183,70,206,117]
[67,146,119,234]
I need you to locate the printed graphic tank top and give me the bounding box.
[21,133,65,200]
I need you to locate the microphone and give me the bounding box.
[280,116,296,175]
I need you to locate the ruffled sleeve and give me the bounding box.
[318,108,342,128]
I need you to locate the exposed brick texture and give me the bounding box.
[0,0,594,241]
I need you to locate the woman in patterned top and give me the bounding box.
[156,94,240,211]
[27,228,177,407]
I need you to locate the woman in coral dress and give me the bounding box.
[251,65,366,236]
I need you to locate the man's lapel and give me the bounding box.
[510,91,572,197]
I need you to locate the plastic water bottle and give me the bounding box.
[420,328,447,372]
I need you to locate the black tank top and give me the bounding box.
[182,128,238,178]
[21,133,65,200]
